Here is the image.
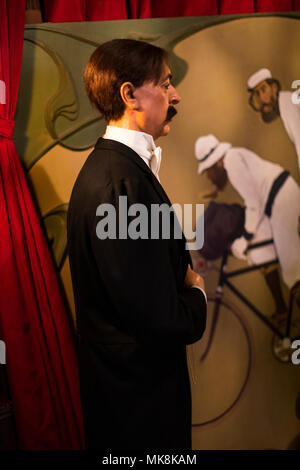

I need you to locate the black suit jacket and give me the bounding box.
[67,137,207,450]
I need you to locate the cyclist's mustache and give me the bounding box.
[166,106,177,121]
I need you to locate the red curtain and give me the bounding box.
[42,0,299,21]
[219,0,255,14]
[0,0,84,449]
[86,0,127,20]
[43,0,86,21]
[219,0,294,14]
[43,0,128,21]
[149,0,218,18]
[128,0,151,19]
[256,0,293,11]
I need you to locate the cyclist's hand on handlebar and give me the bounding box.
[231,236,248,260]
[184,265,205,291]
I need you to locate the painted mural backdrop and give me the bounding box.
[14,12,300,450]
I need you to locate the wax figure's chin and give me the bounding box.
[162,121,171,135]
[153,121,171,140]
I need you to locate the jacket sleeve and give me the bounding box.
[89,176,206,346]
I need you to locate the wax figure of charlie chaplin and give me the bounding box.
[67,39,207,450]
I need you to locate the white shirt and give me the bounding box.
[103,126,162,180]
[103,125,207,302]
[223,147,283,234]
[279,91,300,172]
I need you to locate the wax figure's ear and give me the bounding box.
[120,82,139,110]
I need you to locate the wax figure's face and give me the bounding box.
[205,160,228,191]
[133,63,181,140]
[250,80,279,123]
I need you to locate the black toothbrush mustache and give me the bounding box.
[166,106,177,121]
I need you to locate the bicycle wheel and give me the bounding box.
[190,295,252,427]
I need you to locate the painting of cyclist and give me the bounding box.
[247,68,300,172]
[194,134,300,324]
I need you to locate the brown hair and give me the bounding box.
[84,39,168,122]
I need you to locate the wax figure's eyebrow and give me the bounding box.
[160,72,173,83]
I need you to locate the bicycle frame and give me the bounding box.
[215,239,295,340]
[196,239,298,424]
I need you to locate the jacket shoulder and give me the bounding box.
[72,141,148,196]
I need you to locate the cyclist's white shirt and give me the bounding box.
[223,147,283,234]
[279,91,300,172]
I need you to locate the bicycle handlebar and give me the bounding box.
[246,238,274,252]
[226,238,274,258]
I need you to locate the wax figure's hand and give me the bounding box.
[184,265,205,290]
[231,236,248,260]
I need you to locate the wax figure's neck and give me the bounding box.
[109,111,156,141]
[103,126,158,161]
[103,124,161,181]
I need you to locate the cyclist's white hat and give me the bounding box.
[247,68,272,90]
[195,134,231,174]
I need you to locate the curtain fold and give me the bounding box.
[128,0,151,19]
[86,0,127,20]
[0,0,84,449]
[149,0,218,18]
[219,0,255,14]
[256,0,293,12]
[43,0,86,22]
[43,0,128,21]
[42,0,299,21]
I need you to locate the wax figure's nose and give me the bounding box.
[169,85,181,105]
